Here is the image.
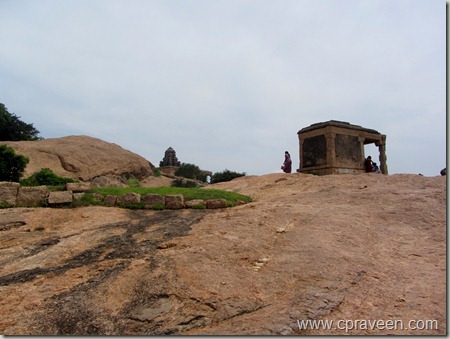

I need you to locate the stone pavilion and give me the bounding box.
[297,120,388,175]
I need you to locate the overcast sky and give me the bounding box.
[0,0,446,176]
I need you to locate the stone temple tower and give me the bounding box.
[159,147,181,176]
[159,147,181,167]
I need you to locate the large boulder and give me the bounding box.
[117,193,141,206]
[0,182,20,206]
[142,194,165,209]
[3,135,154,181]
[48,191,73,205]
[66,182,91,192]
[16,186,49,207]
[206,199,228,209]
[165,194,185,209]
[185,199,206,209]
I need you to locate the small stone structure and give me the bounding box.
[159,147,181,176]
[297,120,388,175]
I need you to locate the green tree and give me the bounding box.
[0,144,29,182]
[210,169,246,184]
[0,103,41,141]
[174,163,207,182]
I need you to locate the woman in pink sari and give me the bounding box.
[281,151,292,173]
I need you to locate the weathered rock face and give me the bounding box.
[91,175,128,188]
[3,136,154,181]
[0,173,446,335]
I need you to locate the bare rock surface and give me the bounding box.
[140,175,174,188]
[3,135,154,181]
[0,172,446,335]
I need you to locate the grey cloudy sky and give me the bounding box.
[0,0,446,176]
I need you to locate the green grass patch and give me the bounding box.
[151,203,165,211]
[0,201,14,209]
[71,193,102,207]
[90,186,252,204]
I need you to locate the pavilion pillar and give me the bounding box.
[298,137,304,172]
[377,135,388,175]
[358,136,366,162]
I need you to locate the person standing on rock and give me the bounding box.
[281,151,292,173]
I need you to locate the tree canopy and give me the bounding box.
[174,163,207,182]
[210,169,246,184]
[0,103,41,141]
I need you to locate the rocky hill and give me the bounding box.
[0,172,445,335]
[3,135,154,181]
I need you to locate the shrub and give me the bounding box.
[210,169,246,184]
[172,178,198,188]
[0,144,29,182]
[20,168,76,186]
[152,167,161,177]
[127,178,140,187]
[0,201,14,209]
[71,193,102,207]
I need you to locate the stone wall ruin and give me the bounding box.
[0,182,233,209]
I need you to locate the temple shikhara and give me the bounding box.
[297,120,388,175]
[159,147,181,176]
